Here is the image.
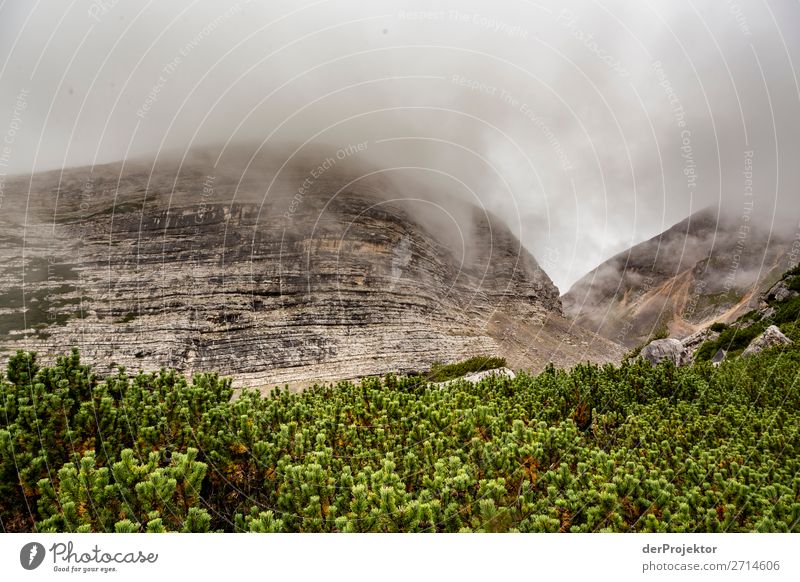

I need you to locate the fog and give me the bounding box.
[0,0,798,291]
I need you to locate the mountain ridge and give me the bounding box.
[0,149,623,388]
[563,208,795,347]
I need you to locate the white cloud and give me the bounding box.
[0,0,798,291]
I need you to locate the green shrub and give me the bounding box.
[1,342,799,533]
[425,356,507,382]
[786,275,800,292]
[773,295,800,326]
[697,323,767,361]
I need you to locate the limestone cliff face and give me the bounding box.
[563,209,794,348]
[0,150,619,388]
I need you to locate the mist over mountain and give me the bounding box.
[4,1,800,547]
[563,208,798,347]
[1,1,799,291]
[0,149,622,386]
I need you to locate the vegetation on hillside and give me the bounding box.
[1,265,797,533]
[1,334,799,532]
[695,265,800,361]
[422,356,507,382]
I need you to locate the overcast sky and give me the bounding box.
[0,0,798,291]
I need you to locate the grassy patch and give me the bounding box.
[695,267,800,361]
[695,323,766,361]
[423,356,507,382]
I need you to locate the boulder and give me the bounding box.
[759,306,776,321]
[640,338,687,367]
[766,281,798,303]
[681,329,720,363]
[742,325,792,357]
[435,367,516,387]
[462,367,516,383]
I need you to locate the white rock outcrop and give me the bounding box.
[435,367,516,387]
[742,325,792,357]
[640,338,687,367]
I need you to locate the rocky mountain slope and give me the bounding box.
[633,263,799,368]
[0,147,622,388]
[563,208,796,348]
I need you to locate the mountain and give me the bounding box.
[562,208,796,347]
[0,147,622,388]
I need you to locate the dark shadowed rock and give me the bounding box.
[766,281,798,303]
[742,325,792,357]
[640,338,687,366]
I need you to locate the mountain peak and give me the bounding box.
[563,208,795,347]
[0,152,620,387]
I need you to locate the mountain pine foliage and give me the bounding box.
[0,338,798,533]
[1,266,799,533]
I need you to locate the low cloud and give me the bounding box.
[0,0,798,291]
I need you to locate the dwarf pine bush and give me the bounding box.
[0,336,798,533]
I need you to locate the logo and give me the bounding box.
[20,542,46,570]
